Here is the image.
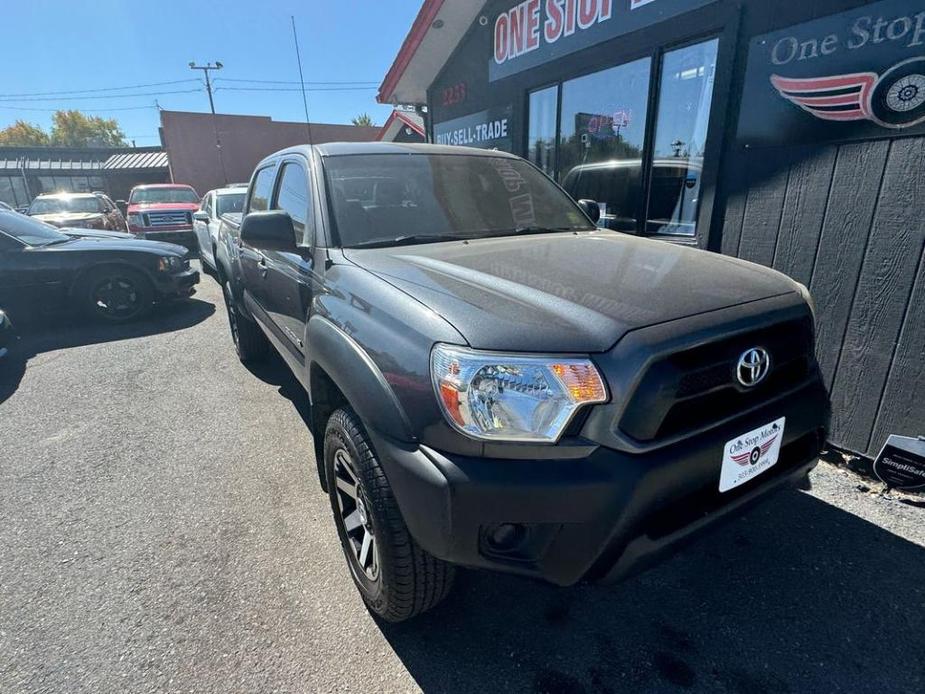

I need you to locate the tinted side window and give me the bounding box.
[273,162,311,245]
[248,167,276,213]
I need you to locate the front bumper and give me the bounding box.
[154,267,200,299]
[132,228,196,250]
[369,378,829,587]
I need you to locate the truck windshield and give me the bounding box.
[29,196,102,215]
[130,188,199,204]
[216,192,246,216]
[323,153,594,248]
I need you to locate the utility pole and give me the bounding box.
[188,61,222,114]
[189,61,228,185]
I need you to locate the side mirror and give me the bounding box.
[192,210,210,223]
[116,199,128,214]
[577,199,601,224]
[240,210,297,253]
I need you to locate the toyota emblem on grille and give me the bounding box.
[736,347,771,387]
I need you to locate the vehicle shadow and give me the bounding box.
[243,349,313,428]
[0,299,215,406]
[377,490,925,693]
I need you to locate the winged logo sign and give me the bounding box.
[770,58,925,129]
[738,0,925,146]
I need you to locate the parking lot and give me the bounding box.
[1,266,922,694]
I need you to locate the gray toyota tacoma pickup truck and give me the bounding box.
[215,142,829,622]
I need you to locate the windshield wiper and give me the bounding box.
[350,234,464,249]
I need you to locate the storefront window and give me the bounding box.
[10,177,28,207]
[37,176,56,195]
[647,39,718,236]
[0,177,14,208]
[558,57,651,233]
[527,85,558,177]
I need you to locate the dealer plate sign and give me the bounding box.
[719,418,785,492]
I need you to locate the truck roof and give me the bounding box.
[131,183,195,190]
[268,142,521,160]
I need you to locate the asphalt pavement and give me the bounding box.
[1,265,922,694]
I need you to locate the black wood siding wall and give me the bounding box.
[720,136,925,457]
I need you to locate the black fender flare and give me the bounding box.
[306,314,415,442]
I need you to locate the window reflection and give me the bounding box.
[527,85,558,177]
[648,39,718,236]
[558,57,651,233]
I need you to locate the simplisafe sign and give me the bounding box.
[489,0,717,81]
[874,435,925,492]
[739,0,925,146]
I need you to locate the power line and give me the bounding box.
[214,86,377,93]
[0,103,158,112]
[214,77,379,85]
[0,89,203,103]
[0,79,201,99]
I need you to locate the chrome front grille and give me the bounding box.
[143,211,191,227]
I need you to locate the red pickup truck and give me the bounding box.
[126,184,200,249]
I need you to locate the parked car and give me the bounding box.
[0,308,13,358]
[215,143,829,622]
[0,210,199,322]
[27,192,127,231]
[125,184,200,249]
[193,186,247,273]
[561,159,704,236]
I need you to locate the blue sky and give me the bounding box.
[0,0,422,145]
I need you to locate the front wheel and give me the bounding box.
[324,407,454,622]
[79,266,153,322]
[221,280,267,363]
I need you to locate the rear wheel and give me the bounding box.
[221,280,267,363]
[80,266,153,322]
[324,407,454,622]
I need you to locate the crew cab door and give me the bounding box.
[239,164,278,319]
[261,156,317,358]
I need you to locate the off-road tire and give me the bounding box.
[324,407,454,622]
[222,280,267,363]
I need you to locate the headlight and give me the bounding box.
[127,213,143,228]
[157,256,183,272]
[431,344,607,443]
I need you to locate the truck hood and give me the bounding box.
[127,202,199,214]
[32,212,104,226]
[343,231,799,353]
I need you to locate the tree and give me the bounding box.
[0,120,50,146]
[50,110,126,147]
[351,113,375,127]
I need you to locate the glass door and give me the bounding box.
[527,85,558,177]
[646,38,719,237]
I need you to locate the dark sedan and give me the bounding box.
[0,211,199,323]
